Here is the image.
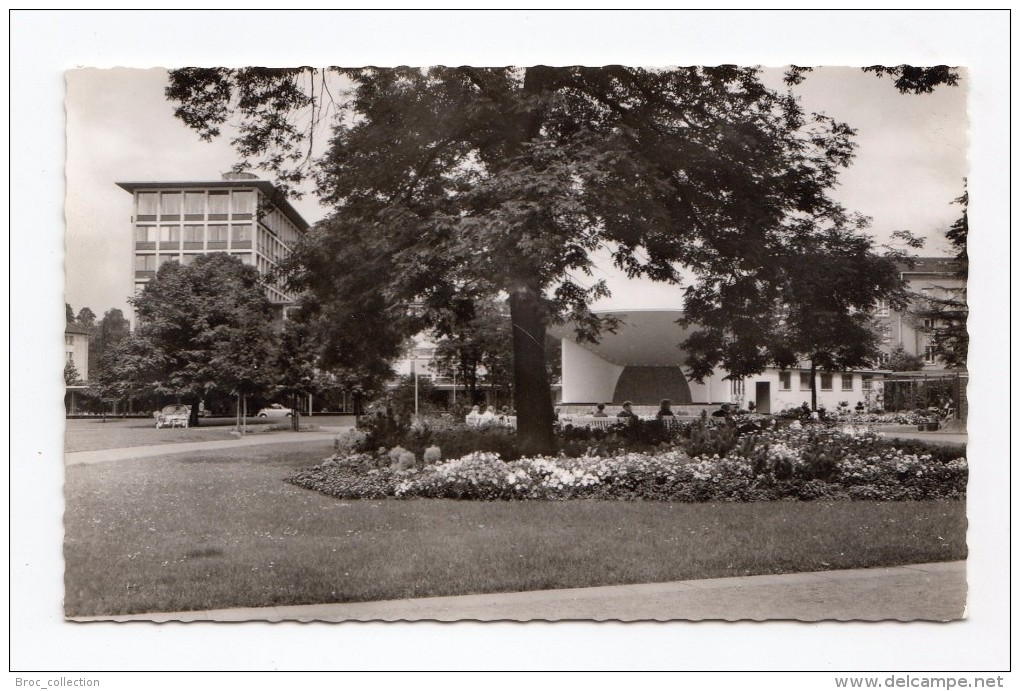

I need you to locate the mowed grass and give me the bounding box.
[64,441,968,617]
[64,417,290,453]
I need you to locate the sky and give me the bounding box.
[64,65,969,320]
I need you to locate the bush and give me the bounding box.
[289,425,967,504]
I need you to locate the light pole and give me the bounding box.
[412,355,419,417]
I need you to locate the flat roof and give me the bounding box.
[116,180,310,232]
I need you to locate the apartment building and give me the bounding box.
[874,257,967,370]
[117,173,310,304]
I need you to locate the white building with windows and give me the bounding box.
[556,310,884,415]
[117,173,309,305]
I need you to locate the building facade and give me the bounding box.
[117,173,310,305]
[556,310,884,415]
[64,323,90,382]
[874,257,967,370]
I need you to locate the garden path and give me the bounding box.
[70,560,965,623]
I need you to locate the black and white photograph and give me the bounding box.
[11,9,1010,676]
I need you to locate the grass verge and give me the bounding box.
[64,441,967,617]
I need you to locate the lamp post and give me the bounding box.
[413,356,419,417]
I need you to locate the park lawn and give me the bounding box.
[64,441,967,617]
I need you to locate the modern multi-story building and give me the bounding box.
[117,172,310,304]
[873,257,967,370]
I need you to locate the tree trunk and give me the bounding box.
[508,285,556,456]
[291,392,300,431]
[189,396,201,427]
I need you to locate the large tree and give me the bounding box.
[167,65,942,454]
[682,226,913,410]
[102,254,279,425]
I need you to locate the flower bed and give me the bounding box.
[287,428,966,503]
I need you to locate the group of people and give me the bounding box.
[465,405,513,427]
[580,399,677,420]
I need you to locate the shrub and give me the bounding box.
[423,446,442,464]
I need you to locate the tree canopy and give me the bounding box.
[101,254,279,423]
[168,65,936,453]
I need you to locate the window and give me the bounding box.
[184,192,205,216]
[207,224,229,243]
[923,317,937,330]
[160,192,182,216]
[730,379,744,396]
[841,373,853,391]
[875,351,891,366]
[135,255,156,271]
[799,372,811,391]
[137,192,158,217]
[779,371,791,391]
[67,352,74,363]
[924,345,937,364]
[820,373,833,391]
[135,226,157,243]
[208,192,229,216]
[231,224,251,243]
[879,324,892,344]
[65,335,73,346]
[156,254,177,268]
[183,225,204,243]
[232,190,254,214]
[159,226,180,245]
[181,253,200,265]
[874,299,889,317]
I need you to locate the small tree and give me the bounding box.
[75,307,97,332]
[886,344,926,372]
[64,359,83,386]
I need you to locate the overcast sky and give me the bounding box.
[65,65,968,319]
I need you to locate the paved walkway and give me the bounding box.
[69,560,965,623]
[65,428,347,465]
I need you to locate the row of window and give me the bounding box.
[778,371,855,392]
[135,252,253,271]
[136,190,255,217]
[136,224,252,244]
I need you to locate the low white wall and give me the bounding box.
[560,339,624,404]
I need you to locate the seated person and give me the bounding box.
[616,401,638,420]
[592,402,609,417]
[465,405,481,426]
[656,399,675,418]
[711,403,733,418]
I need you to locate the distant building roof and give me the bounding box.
[65,323,90,335]
[116,179,310,232]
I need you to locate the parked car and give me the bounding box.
[154,404,191,428]
[257,403,293,418]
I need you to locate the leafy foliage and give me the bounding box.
[862,65,961,94]
[168,65,879,455]
[99,254,279,418]
[64,359,84,386]
[886,344,926,372]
